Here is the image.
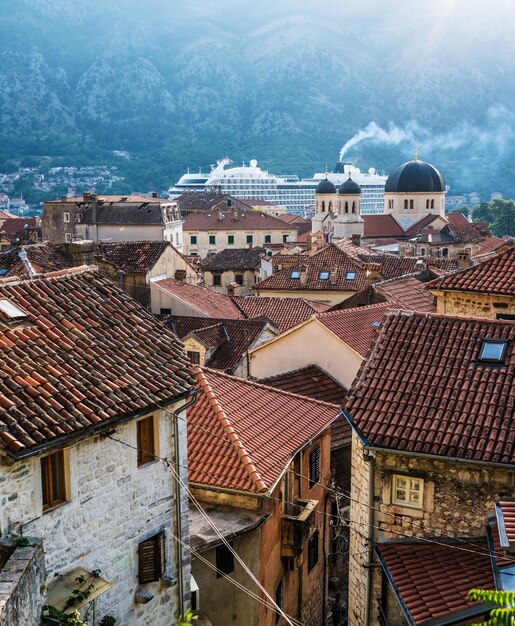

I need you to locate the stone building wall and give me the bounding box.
[0,542,46,626]
[433,290,515,319]
[0,405,190,626]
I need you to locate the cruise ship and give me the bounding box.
[168,158,387,215]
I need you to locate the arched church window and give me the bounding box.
[409,199,414,210]
[426,199,430,209]
[431,199,434,209]
[404,199,408,210]
[328,201,333,212]
[322,201,325,212]
[352,202,355,213]
[345,202,349,214]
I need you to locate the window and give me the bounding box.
[138,532,165,583]
[64,232,72,243]
[319,271,330,280]
[478,340,508,363]
[275,580,283,623]
[431,199,434,209]
[409,199,414,209]
[160,308,171,315]
[137,416,156,467]
[345,271,356,280]
[290,270,300,279]
[307,530,319,571]
[283,235,288,243]
[187,351,201,365]
[235,274,244,285]
[190,235,197,245]
[265,235,271,244]
[74,213,82,223]
[344,202,349,214]
[246,235,253,245]
[404,199,408,210]
[41,450,67,510]
[309,446,320,488]
[215,543,234,577]
[209,235,216,245]
[63,212,70,223]
[496,314,515,321]
[228,235,235,245]
[213,273,222,286]
[392,475,424,509]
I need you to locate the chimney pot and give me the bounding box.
[299,264,308,286]
[152,192,158,198]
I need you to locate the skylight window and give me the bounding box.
[0,299,28,321]
[345,271,357,280]
[290,270,300,279]
[478,340,508,363]
[319,271,330,280]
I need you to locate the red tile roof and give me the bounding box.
[473,235,507,259]
[151,277,245,319]
[376,539,494,626]
[183,211,294,231]
[496,498,515,548]
[363,215,405,238]
[428,246,515,296]
[0,243,72,278]
[232,295,329,332]
[254,245,366,292]
[258,365,347,405]
[188,367,338,492]
[346,311,515,464]
[0,217,37,235]
[0,268,194,457]
[358,255,426,281]
[374,276,436,312]
[97,241,169,273]
[317,302,391,357]
[403,214,443,237]
[446,212,490,242]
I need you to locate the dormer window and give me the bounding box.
[319,271,330,280]
[0,299,28,322]
[478,339,508,364]
[290,270,300,279]
[345,271,356,281]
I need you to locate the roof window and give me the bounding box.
[319,271,330,280]
[0,299,28,322]
[345,271,357,280]
[478,339,508,364]
[290,270,300,279]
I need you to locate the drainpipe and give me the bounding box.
[321,491,331,625]
[173,390,199,617]
[364,453,375,626]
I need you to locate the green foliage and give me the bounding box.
[42,570,101,625]
[178,609,198,626]
[13,536,30,547]
[99,615,117,626]
[469,589,515,625]
[41,605,87,626]
[472,199,515,237]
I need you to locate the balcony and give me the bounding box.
[281,498,318,558]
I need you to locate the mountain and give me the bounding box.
[0,0,514,197]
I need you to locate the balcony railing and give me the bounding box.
[281,498,318,558]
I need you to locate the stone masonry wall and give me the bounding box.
[434,290,515,319]
[0,542,45,626]
[0,405,190,626]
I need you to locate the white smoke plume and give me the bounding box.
[339,122,416,160]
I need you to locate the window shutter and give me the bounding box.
[138,533,164,583]
[309,446,320,487]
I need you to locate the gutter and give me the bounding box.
[365,450,375,626]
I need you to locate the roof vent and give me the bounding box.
[0,299,28,323]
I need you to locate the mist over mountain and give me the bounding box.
[1,0,514,197]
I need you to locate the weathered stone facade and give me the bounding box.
[347,432,515,626]
[0,542,45,626]
[432,289,515,319]
[0,405,191,626]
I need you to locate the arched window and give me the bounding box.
[426,199,429,209]
[431,199,434,209]
[409,199,414,209]
[345,202,349,214]
[328,201,333,212]
[390,200,394,210]
[441,248,449,258]
[352,202,355,214]
[322,201,325,212]
[337,201,341,214]
[404,199,408,210]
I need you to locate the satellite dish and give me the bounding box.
[369,167,376,175]
[250,159,258,168]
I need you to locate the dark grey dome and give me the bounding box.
[385,159,445,193]
[338,176,361,195]
[316,178,337,194]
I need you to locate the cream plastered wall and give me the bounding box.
[384,192,446,229]
[148,245,197,284]
[183,228,297,258]
[249,319,363,388]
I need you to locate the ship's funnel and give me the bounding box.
[333,161,344,174]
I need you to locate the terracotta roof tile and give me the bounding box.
[0,243,72,278]
[254,245,366,292]
[202,248,264,271]
[0,217,37,235]
[358,255,426,281]
[428,246,515,296]
[317,302,391,357]
[403,214,443,237]
[495,498,515,547]
[151,277,245,319]
[183,211,293,231]
[346,311,515,464]
[374,276,436,312]
[97,241,169,273]
[232,295,329,332]
[472,236,507,259]
[0,269,194,457]
[363,215,405,238]
[187,367,338,492]
[376,539,494,625]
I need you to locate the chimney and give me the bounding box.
[457,249,471,269]
[83,192,92,203]
[299,264,308,286]
[69,240,96,266]
[227,282,240,296]
[364,262,381,284]
[91,194,98,224]
[218,211,225,222]
[152,192,158,199]
[330,264,338,285]
[351,233,361,247]
[233,209,239,222]
[60,195,67,202]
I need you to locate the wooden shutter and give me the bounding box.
[137,417,155,466]
[138,532,164,583]
[309,446,320,487]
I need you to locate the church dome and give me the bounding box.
[338,175,361,195]
[316,178,337,194]
[385,159,445,193]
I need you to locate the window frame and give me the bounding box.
[63,212,70,223]
[212,273,222,286]
[190,235,197,245]
[345,271,357,281]
[246,234,253,245]
[138,532,165,583]
[41,450,67,511]
[215,542,235,578]
[392,474,424,509]
[187,350,201,365]
[137,415,156,467]
[227,234,235,245]
[478,339,508,364]
[290,270,300,280]
[209,235,216,245]
[264,234,272,244]
[234,274,244,286]
[307,529,319,571]
[319,271,330,280]
[309,446,320,488]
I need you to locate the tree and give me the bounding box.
[490,199,515,237]
[468,589,515,625]
[472,202,494,224]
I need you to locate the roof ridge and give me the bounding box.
[374,272,425,287]
[194,366,268,493]
[0,265,95,285]
[317,301,390,319]
[201,366,341,410]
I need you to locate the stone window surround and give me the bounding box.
[381,468,434,519]
[392,474,424,509]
